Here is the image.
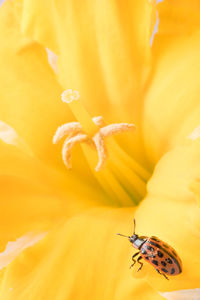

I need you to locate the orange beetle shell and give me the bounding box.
[140,236,182,276]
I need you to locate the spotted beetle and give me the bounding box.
[117,219,182,280]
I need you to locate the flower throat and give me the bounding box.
[53,90,150,205]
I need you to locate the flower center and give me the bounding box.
[53,90,150,205]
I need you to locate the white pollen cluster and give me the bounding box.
[61,89,80,104]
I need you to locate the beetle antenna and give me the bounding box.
[116,233,130,238]
[133,218,136,235]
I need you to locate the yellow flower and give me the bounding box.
[0,0,200,299]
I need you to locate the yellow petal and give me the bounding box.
[0,0,78,171]
[152,1,200,60]
[146,1,200,163]
[0,207,163,300]
[143,30,200,165]
[158,1,200,37]
[0,132,106,250]
[0,120,29,150]
[134,139,200,292]
[0,232,46,271]
[20,0,157,162]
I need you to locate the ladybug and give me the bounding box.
[117,219,182,280]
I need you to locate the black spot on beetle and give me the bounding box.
[161,261,167,267]
[166,258,172,264]
[162,244,169,249]
[141,249,147,255]
[161,268,168,273]
[147,245,154,252]
[149,254,156,258]
[171,268,175,274]
[152,260,158,266]
[157,251,163,258]
[172,250,177,257]
[149,241,160,248]
[145,256,149,260]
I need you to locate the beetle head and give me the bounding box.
[129,234,138,243]
[117,218,138,243]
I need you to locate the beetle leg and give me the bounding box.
[129,252,140,269]
[137,256,143,272]
[156,268,169,280]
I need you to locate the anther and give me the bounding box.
[62,133,88,169]
[92,132,107,171]
[53,122,82,144]
[99,123,135,137]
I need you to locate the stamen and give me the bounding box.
[93,123,135,171]
[53,122,82,144]
[99,123,135,137]
[62,133,88,169]
[93,132,107,171]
